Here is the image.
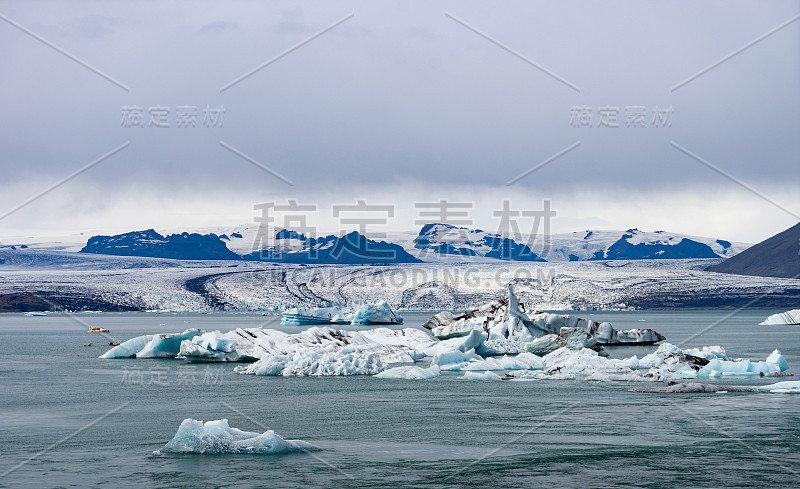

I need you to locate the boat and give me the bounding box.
[108,342,120,346]
[24,312,47,317]
[88,327,110,333]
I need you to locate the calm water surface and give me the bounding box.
[1,310,798,488]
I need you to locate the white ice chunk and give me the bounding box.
[350,300,403,325]
[759,309,800,325]
[158,418,317,454]
[756,381,800,393]
[421,329,487,358]
[462,371,502,380]
[374,364,441,380]
[235,348,386,376]
[100,329,201,359]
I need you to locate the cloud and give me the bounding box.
[0,0,798,243]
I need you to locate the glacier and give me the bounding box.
[157,418,318,455]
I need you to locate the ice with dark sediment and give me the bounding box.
[422,285,665,355]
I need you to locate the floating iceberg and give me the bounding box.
[462,371,503,381]
[158,418,318,455]
[525,327,598,355]
[639,344,790,380]
[100,329,201,359]
[280,306,351,326]
[510,347,646,381]
[759,309,800,325]
[756,380,800,393]
[633,380,800,394]
[422,285,664,355]
[350,300,403,325]
[103,326,433,369]
[374,364,441,380]
[432,349,544,372]
[281,301,403,326]
[234,347,386,376]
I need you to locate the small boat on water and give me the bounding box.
[24,312,47,317]
[88,327,110,333]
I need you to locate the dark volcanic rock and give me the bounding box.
[709,222,800,279]
[80,229,241,261]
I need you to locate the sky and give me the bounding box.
[1,0,799,244]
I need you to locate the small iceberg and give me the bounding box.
[759,309,800,325]
[633,380,800,394]
[374,364,441,380]
[157,418,318,455]
[462,371,503,381]
[100,329,202,359]
[280,301,403,326]
[280,306,351,326]
[350,300,403,325]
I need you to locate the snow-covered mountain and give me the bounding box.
[5,224,750,264]
[407,223,546,262]
[241,230,421,264]
[81,229,241,261]
[546,229,750,262]
[394,225,748,262]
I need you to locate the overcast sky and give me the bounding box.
[1,0,798,243]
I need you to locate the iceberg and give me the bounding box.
[432,349,544,372]
[525,327,598,355]
[158,418,318,455]
[280,305,351,326]
[756,380,800,393]
[638,344,790,379]
[462,371,503,380]
[374,364,441,380]
[100,329,201,359]
[759,309,800,325]
[422,285,664,355]
[104,326,433,367]
[280,301,403,326]
[420,329,487,358]
[234,347,386,376]
[350,300,403,325]
[633,380,800,394]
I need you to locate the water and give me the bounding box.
[1,311,798,488]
